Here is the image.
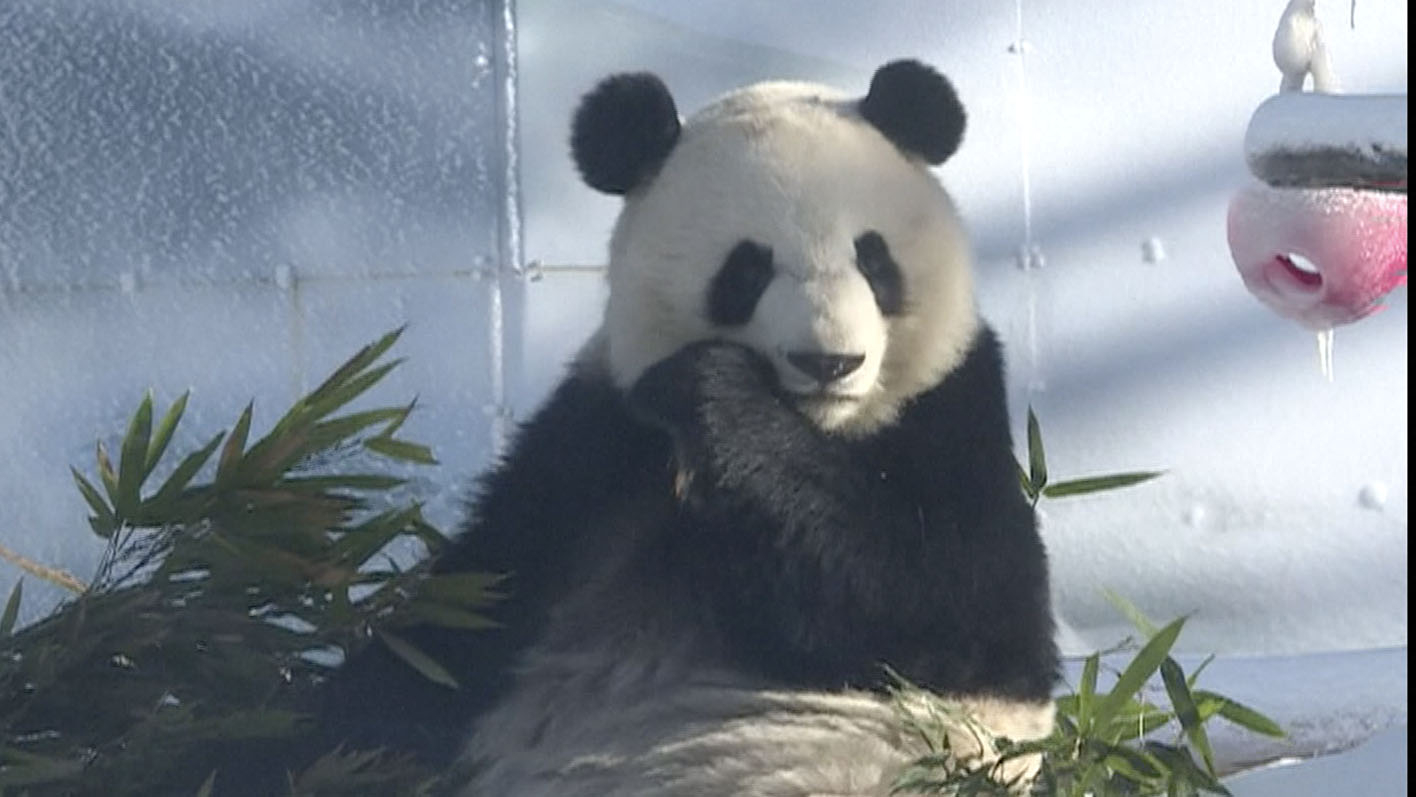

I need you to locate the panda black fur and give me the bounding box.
[324,59,1058,796]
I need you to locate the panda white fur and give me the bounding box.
[324,60,1058,796]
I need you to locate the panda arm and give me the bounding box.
[630,337,1055,698]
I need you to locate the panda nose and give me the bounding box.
[785,351,866,384]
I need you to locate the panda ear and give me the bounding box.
[859,60,966,165]
[571,72,681,195]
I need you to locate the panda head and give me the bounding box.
[574,60,980,436]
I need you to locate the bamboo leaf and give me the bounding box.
[265,328,404,447]
[1103,588,1160,637]
[1076,652,1099,732]
[151,431,225,506]
[380,398,417,439]
[1191,691,1286,738]
[1143,742,1231,795]
[215,402,254,484]
[220,488,361,537]
[364,437,437,465]
[1043,471,1165,499]
[1014,458,1037,502]
[397,602,501,631]
[117,392,154,514]
[245,408,408,480]
[417,572,507,606]
[408,515,450,551]
[1092,740,1164,781]
[237,427,313,483]
[145,391,189,478]
[377,629,458,689]
[0,580,21,636]
[332,506,423,566]
[71,467,118,537]
[1187,653,1216,689]
[1161,657,1215,775]
[0,748,85,787]
[307,408,411,449]
[0,544,86,593]
[96,441,120,505]
[1094,616,1186,730]
[1026,407,1047,493]
[304,327,405,412]
[1105,702,1176,742]
[306,360,403,423]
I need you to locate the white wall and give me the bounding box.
[0,0,515,620]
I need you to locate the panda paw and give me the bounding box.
[627,341,777,435]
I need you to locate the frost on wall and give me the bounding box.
[0,0,502,288]
[0,0,511,623]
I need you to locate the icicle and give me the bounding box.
[1316,327,1335,381]
[1011,0,1044,395]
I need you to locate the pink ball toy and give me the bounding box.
[1227,182,1406,330]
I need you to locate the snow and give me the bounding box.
[1244,92,1408,187]
[1062,647,1407,776]
[1246,92,1408,158]
[1228,725,1407,795]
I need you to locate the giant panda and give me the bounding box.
[323,59,1059,796]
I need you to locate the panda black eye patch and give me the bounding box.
[854,231,905,315]
[707,240,775,326]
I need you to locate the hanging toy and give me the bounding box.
[1226,0,1407,378]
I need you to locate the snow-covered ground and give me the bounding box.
[1061,647,1407,788]
[0,1,1406,791]
[1229,724,1407,795]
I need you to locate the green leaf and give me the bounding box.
[1093,616,1186,730]
[71,467,118,537]
[364,437,437,465]
[377,629,459,689]
[1144,742,1232,795]
[1161,657,1215,775]
[304,407,411,453]
[0,580,21,636]
[1092,740,1164,781]
[306,360,404,423]
[0,747,85,787]
[408,515,451,551]
[397,602,501,630]
[332,506,423,566]
[215,402,254,484]
[1042,471,1165,499]
[1104,588,1160,637]
[145,391,189,478]
[380,398,417,439]
[263,328,406,457]
[1191,690,1286,738]
[1187,653,1216,689]
[1026,407,1047,494]
[117,392,154,514]
[1075,652,1099,732]
[303,327,405,414]
[96,441,120,504]
[1104,701,1176,742]
[194,770,217,797]
[1014,458,1037,502]
[417,572,507,606]
[151,431,225,506]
